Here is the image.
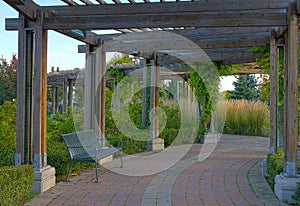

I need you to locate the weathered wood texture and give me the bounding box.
[84,45,95,130]
[15,14,26,166]
[285,3,298,177]
[32,9,47,169]
[3,0,36,20]
[269,30,278,154]
[142,59,148,129]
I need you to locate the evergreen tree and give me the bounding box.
[229,74,261,100]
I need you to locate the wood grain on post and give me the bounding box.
[285,3,298,177]
[16,14,25,165]
[269,29,278,154]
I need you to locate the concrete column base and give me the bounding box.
[274,173,300,204]
[147,138,164,151]
[261,158,269,177]
[32,165,56,193]
[99,155,113,164]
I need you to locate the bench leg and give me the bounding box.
[120,150,123,168]
[66,161,73,182]
[95,160,99,183]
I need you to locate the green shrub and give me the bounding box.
[47,112,86,181]
[293,182,300,204]
[0,165,34,205]
[266,148,284,190]
[109,133,148,155]
[0,101,17,166]
[159,128,197,147]
[47,138,83,181]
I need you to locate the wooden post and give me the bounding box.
[182,80,186,102]
[51,86,56,114]
[15,14,26,166]
[269,29,278,154]
[149,56,160,138]
[100,48,106,139]
[24,29,34,164]
[150,59,155,138]
[142,59,148,128]
[176,80,180,100]
[284,32,288,172]
[154,59,160,139]
[41,25,48,166]
[187,84,191,110]
[285,3,298,177]
[94,44,106,140]
[68,80,74,109]
[33,9,47,169]
[84,45,95,130]
[63,77,68,113]
[147,55,164,151]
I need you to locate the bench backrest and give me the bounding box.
[61,130,101,159]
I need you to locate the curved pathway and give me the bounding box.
[26,134,286,206]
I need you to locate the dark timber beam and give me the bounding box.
[6,18,100,46]
[42,10,287,30]
[3,0,37,20]
[44,0,292,16]
[99,27,273,42]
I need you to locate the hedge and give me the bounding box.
[0,165,34,205]
[266,148,284,190]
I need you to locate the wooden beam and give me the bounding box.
[6,18,100,46]
[79,0,93,5]
[44,1,292,16]
[102,34,269,52]
[285,3,298,177]
[269,29,278,154]
[99,27,273,41]
[3,0,37,20]
[42,9,287,30]
[61,0,79,6]
[155,48,263,64]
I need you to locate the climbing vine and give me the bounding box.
[186,62,220,138]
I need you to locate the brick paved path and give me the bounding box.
[26,135,286,206]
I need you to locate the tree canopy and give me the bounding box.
[0,54,17,105]
[229,74,261,101]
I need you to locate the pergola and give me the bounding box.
[3,0,299,199]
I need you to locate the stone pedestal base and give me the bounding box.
[147,138,164,151]
[99,155,113,164]
[261,158,269,177]
[32,165,56,193]
[274,173,300,204]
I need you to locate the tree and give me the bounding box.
[229,74,261,101]
[0,54,18,105]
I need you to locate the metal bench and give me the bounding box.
[61,130,123,182]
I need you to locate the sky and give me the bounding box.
[0,1,86,71]
[0,1,236,91]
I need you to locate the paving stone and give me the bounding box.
[26,134,286,206]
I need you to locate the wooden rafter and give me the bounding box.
[3,0,37,20]
[41,9,287,30]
